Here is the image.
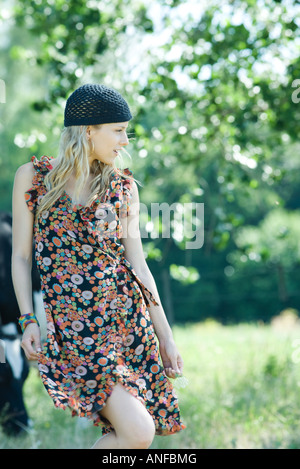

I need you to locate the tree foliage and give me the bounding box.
[2,0,300,323]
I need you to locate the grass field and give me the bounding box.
[2,317,300,449]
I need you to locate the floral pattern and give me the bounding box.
[24,155,185,436]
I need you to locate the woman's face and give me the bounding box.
[86,122,129,166]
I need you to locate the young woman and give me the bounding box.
[11,84,185,449]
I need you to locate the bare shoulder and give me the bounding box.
[15,161,34,177]
[131,180,139,195]
[14,162,35,190]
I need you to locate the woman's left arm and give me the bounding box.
[120,181,184,379]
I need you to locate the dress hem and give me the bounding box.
[42,371,185,436]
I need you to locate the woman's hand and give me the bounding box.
[159,337,184,379]
[21,323,42,361]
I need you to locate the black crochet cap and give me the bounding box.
[64,84,133,127]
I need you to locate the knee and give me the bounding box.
[120,418,156,449]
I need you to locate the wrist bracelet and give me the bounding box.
[18,312,40,333]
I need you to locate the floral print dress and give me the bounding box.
[24,155,185,436]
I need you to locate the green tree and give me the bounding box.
[3,0,300,323]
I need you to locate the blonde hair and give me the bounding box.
[35,124,134,219]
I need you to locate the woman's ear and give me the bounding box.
[86,126,92,139]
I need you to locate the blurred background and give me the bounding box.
[1,0,300,450]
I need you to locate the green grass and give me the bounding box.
[2,319,300,449]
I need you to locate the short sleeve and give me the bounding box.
[24,155,53,213]
[119,168,134,218]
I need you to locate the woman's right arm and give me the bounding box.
[11,162,41,360]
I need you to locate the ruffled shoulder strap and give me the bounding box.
[108,168,134,218]
[31,154,54,185]
[100,167,134,219]
[119,168,134,218]
[122,168,133,178]
[24,155,54,213]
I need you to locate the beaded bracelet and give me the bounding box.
[18,312,40,333]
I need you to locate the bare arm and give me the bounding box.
[11,162,41,360]
[120,181,184,378]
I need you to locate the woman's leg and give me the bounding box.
[91,383,156,449]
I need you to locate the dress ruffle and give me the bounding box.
[24,155,52,212]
